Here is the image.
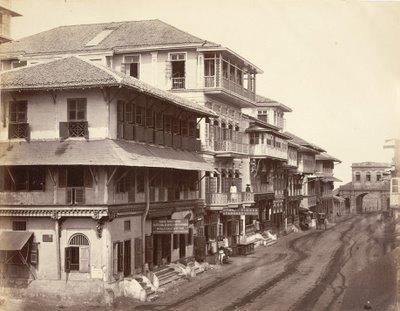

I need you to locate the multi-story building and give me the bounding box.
[0,56,216,281]
[0,19,342,271]
[0,19,261,259]
[0,0,20,44]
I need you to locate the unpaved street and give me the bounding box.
[3,213,397,311]
[129,213,397,311]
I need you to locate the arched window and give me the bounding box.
[355,172,361,182]
[69,233,89,246]
[65,233,90,273]
[366,172,371,182]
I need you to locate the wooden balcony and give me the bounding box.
[249,144,288,161]
[214,140,249,156]
[59,121,88,139]
[204,75,256,106]
[8,123,29,140]
[172,77,185,89]
[252,183,274,194]
[205,192,254,210]
[301,195,317,208]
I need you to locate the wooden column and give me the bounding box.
[142,168,150,268]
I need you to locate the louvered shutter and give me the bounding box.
[209,177,217,193]
[113,243,118,275]
[79,246,90,273]
[145,235,153,265]
[59,122,69,140]
[66,188,73,204]
[65,247,72,272]
[30,243,39,265]
[118,242,123,272]
[134,238,143,269]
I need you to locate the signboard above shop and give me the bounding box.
[152,219,189,234]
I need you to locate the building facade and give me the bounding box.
[0,20,341,283]
[338,162,391,214]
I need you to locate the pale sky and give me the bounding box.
[8,0,400,184]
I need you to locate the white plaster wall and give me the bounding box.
[0,89,109,142]
[0,217,59,280]
[60,218,105,281]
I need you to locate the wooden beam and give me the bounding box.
[6,167,15,185]
[47,167,56,186]
[89,167,98,185]
[106,167,118,186]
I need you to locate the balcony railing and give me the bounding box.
[60,121,88,139]
[252,183,274,194]
[214,140,249,154]
[249,144,287,160]
[8,123,29,140]
[221,77,256,101]
[66,187,85,205]
[172,77,185,89]
[301,195,317,208]
[205,192,254,207]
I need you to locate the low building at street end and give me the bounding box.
[337,162,391,214]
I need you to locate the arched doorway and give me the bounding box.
[345,197,350,214]
[355,193,368,214]
[65,233,90,273]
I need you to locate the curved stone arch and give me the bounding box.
[355,192,369,214]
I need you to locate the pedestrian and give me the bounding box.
[218,247,225,264]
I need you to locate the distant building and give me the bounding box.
[338,162,391,214]
[0,0,21,44]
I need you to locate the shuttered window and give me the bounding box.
[134,238,143,270]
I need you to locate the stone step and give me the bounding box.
[157,270,178,281]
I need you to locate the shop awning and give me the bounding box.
[0,231,33,251]
[0,139,213,171]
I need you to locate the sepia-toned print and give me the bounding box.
[0,1,399,310]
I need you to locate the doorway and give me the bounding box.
[123,240,131,277]
[179,234,186,259]
[153,235,171,266]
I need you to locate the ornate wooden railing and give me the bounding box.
[8,123,29,140]
[172,77,185,89]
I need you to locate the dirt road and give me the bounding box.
[2,213,397,311]
[130,213,397,311]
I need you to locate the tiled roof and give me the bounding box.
[284,131,325,152]
[0,56,216,117]
[0,19,215,56]
[338,182,353,191]
[316,153,341,163]
[0,139,213,171]
[255,94,292,112]
[351,162,391,168]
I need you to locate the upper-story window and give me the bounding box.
[204,53,216,87]
[68,98,87,121]
[355,172,361,182]
[170,53,186,89]
[8,101,29,140]
[366,172,371,182]
[122,55,140,79]
[1,166,45,192]
[376,172,382,181]
[60,98,88,139]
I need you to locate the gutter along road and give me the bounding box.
[131,213,398,311]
